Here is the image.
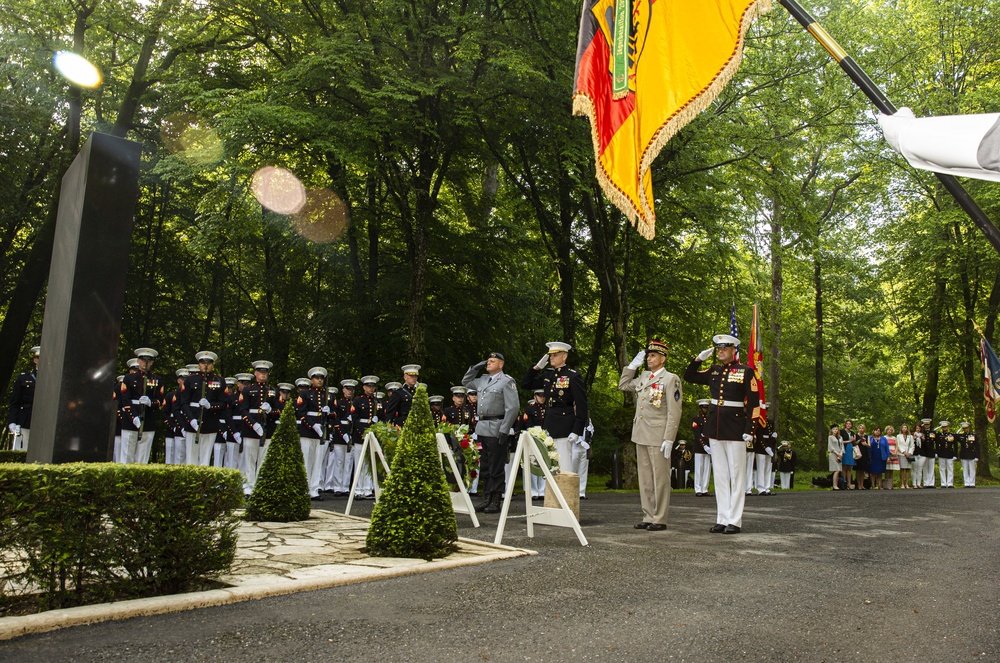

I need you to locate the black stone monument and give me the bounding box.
[27,133,142,464]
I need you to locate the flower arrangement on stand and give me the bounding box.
[368,422,402,481]
[436,422,480,490]
[524,426,560,477]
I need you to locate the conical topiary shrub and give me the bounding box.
[245,399,311,522]
[366,386,457,559]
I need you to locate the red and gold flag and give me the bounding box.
[573,0,770,239]
[748,303,767,426]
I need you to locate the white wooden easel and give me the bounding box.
[344,430,480,527]
[494,431,588,546]
[345,431,391,516]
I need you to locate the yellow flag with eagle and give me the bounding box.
[572,0,771,239]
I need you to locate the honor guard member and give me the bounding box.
[164,368,189,464]
[278,382,295,410]
[935,421,957,488]
[429,395,446,425]
[113,375,125,463]
[579,419,594,498]
[236,361,279,495]
[385,365,420,426]
[619,340,682,531]
[215,377,240,469]
[296,367,330,500]
[463,352,520,514]
[464,389,479,432]
[691,399,713,496]
[520,389,547,500]
[180,351,229,467]
[684,333,760,534]
[776,441,796,490]
[346,376,380,498]
[751,405,776,496]
[919,418,936,487]
[672,441,693,490]
[375,391,386,419]
[118,348,165,464]
[7,345,39,452]
[521,342,589,474]
[444,386,468,425]
[323,379,356,494]
[957,421,979,487]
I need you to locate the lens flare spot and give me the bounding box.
[161,113,223,166]
[53,51,101,88]
[291,189,349,243]
[252,166,307,215]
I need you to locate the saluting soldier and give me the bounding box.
[163,368,189,464]
[684,334,761,535]
[691,398,713,496]
[180,351,230,467]
[236,361,279,496]
[521,342,589,474]
[6,345,39,452]
[464,351,520,513]
[957,421,979,487]
[443,386,468,425]
[520,389,547,501]
[619,340,682,531]
[935,421,957,488]
[118,348,165,464]
[296,367,330,500]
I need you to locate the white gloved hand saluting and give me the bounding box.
[138,395,151,406]
[660,440,671,458]
[199,398,211,409]
[535,353,549,370]
[627,350,645,370]
[253,423,264,437]
[696,348,714,362]
[313,423,323,437]
[260,402,272,414]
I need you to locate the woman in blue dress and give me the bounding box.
[868,426,889,489]
[841,419,857,490]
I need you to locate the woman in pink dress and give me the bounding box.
[883,425,900,489]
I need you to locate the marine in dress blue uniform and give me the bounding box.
[6,345,39,452]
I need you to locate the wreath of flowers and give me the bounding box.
[436,422,480,489]
[524,426,560,477]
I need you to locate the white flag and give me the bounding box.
[877,107,1000,182]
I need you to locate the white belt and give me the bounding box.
[340,420,349,425]
[190,402,203,407]
[359,418,370,424]
[249,409,260,414]
[307,411,320,416]
[232,416,240,420]
[710,399,744,408]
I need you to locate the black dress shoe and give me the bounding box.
[646,523,666,531]
[311,495,324,501]
[723,525,741,534]
[710,524,726,533]
[634,522,650,529]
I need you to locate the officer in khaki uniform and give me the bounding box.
[618,340,682,531]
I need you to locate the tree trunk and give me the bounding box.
[814,252,825,466]
[769,193,783,437]
[920,272,946,419]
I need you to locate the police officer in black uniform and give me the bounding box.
[7,345,39,451]
[520,342,589,474]
[684,334,760,534]
[118,347,165,464]
[384,365,420,426]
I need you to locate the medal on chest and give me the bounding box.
[648,382,663,408]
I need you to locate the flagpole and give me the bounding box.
[778,0,1000,255]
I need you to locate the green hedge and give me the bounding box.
[0,463,242,611]
[0,449,26,463]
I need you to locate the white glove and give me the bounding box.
[975,458,979,461]
[190,419,199,432]
[343,433,350,443]
[132,417,141,429]
[8,423,16,434]
[471,432,478,441]
[568,433,579,444]
[696,348,714,361]
[372,416,378,423]
[199,398,211,409]
[233,432,242,444]
[138,395,151,406]
[627,350,645,370]
[253,423,264,437]
[660,440,671,458]
[321,405,331,414]
[765,448,774,457]
[260,402,272,413]
[581,440,591,450]
[704,445,712,455]
[313,423,323,436]
[742,433,753,443]
[535,354,549,370]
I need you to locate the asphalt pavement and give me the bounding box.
[2,487,998,662]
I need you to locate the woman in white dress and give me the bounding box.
[896,424,915,489]
[828,424,844,490]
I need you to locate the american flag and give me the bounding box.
[730,302,739,361]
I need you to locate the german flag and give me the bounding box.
[573,0,770,239]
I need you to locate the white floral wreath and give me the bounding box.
[524,426,560,477]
